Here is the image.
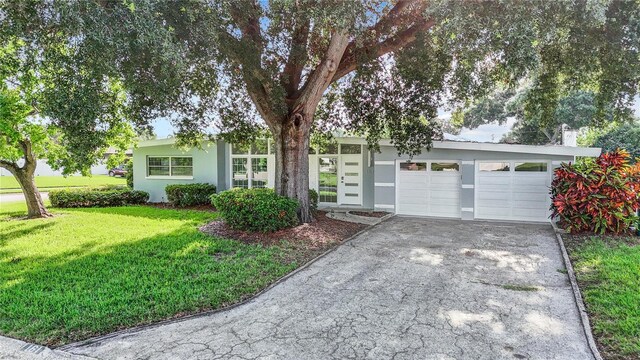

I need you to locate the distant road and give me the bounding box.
[0,192,48,204]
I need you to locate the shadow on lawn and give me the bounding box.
[61,205,218,223]
[0,218,291,347]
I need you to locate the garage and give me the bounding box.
[475,161,552,222]
[396,160,461,218]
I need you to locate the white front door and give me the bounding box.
[338,154,362,205]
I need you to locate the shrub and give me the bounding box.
[125,161,133,188]
[165,183,217,207]
[211,188,299,232]
[50,188,149,208]
[309,188,318,212]
[551,149,639,234]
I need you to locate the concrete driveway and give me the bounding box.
[65,217,592,360]
[0,192,48,203]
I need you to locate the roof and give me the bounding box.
[137,136,601,157]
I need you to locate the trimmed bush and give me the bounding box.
[551,149,639,234]
[165,183,217,207]
[211,188,299,232]
[50,188,149,208]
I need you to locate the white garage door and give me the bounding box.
[475,161,552,222]
[396,160,461,218]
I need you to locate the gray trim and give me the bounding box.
[362,146,375,209]
[216,140,228,191]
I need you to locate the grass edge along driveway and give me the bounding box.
[566,236,640,360]
[0,202,297,346]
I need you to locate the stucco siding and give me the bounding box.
[133,142,217,202]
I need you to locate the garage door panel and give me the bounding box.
[397,161,461,218]
[476,161,551,222]
[477,192,510,201]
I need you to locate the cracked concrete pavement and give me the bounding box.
[64,217,593,360]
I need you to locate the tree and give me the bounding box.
[456,88,612,145]
[0,36,134,218]
[580,120,640,162]
[3,0,640,222]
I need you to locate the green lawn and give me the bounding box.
[0,202,296,346]
[0,175,126,194]
[567,236,640,359]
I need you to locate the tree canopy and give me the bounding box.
[2,0,639,220]
[455,88,610,145]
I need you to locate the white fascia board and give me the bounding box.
[366,138,601,157]
[137,138,216,148]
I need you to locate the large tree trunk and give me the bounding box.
[15,169,51,219]
[272,112,313,223]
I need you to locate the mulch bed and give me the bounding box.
[349,211,390,218]
[146,203,217,212]
[199,211,368,265]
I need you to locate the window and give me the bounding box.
[479,162,510,172]
[340,144,361,154]
[515,162,548,172]
[251,140,268,155]
[147,156,192,177]
[318,142,338,154]
[231,140,272,189]
[400,162,427,171]
[232,158,249,188]
[431,162,459,171]
[251,157,268,188]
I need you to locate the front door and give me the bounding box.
[338,154,362,205]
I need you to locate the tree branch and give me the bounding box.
[294,31,350,119]
[0,160,19,174]
[332,1,435,81]
[281,18,310,98]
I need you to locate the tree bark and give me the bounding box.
[1,139,52,219]
[16,169,51,218]
[2,164,52,219]
[273,112,313,223]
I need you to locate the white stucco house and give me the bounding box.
[132,136,600,223]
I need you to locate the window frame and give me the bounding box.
[230,139,272,189]
[146,156,193,179]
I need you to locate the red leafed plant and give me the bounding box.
[551,149,640,234]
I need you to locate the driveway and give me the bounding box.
[65,217,593,360]
[0,192,48,203]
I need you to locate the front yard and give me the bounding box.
[564,235,640,360]
[0,175,126,194]
[0,202,299,346]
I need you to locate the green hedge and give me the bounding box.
[211,188,299,232]
[50,188,149,208]
[165,183,217,207]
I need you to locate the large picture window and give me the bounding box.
[147,156,193,177]
[231,140,271,189]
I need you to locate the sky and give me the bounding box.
[151,96,640,143]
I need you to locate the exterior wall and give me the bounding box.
[133,142,217,202]
[373,145,574,215]
[362,146,375,209]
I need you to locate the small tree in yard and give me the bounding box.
[551,150,640,234]
[3,1,640,221]
[0,38,135,218]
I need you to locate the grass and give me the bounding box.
[0,202,297,346]
[0,175,126,194]
[501,284,539,292]
[566,236,640,359]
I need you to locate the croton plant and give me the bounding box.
[551,149,640,234]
